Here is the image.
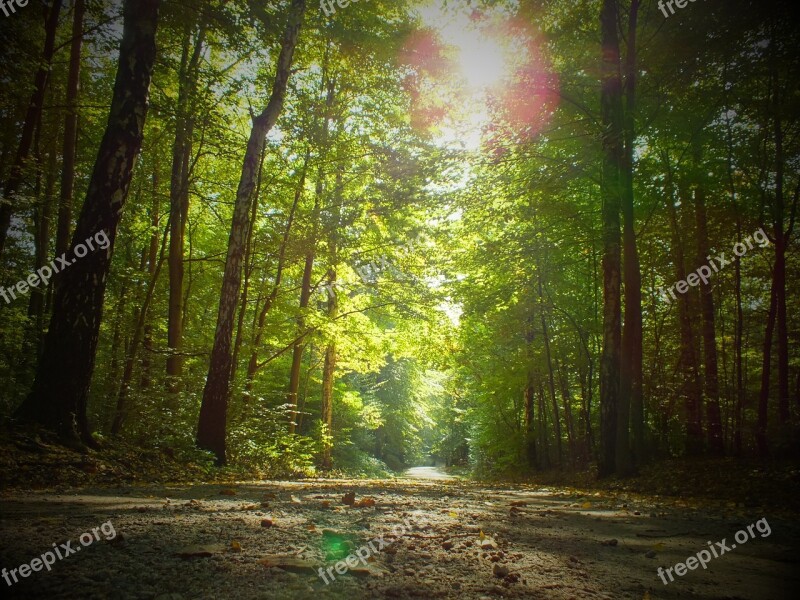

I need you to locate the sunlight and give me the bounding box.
[454,34,509,92]
[410,2,555,151]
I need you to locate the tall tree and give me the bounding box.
[619,0,642,472]
[167,10,205,394]
[14,0,161,444]
[197,0,307,464]
[598,0,624,477]
[55,0,85,260]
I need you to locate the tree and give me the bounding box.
[598,0,624,477]
[14,0,161,445]
[197,0,307,464]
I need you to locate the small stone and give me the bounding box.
[493,564,509,578]
[645,550,657,558]
[442,540,454,550]
[260,518,273,528]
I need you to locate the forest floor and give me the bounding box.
[1,464,798,600]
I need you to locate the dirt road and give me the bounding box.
[1,475,796,599]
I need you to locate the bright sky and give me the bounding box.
[413,0,525,151]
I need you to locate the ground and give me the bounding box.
[1,467,797,600]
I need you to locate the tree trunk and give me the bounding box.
[140,166,160,390]
[231,145,267,395]
[598,0,624,477]
[287,69,334,435]
[538,273,561,467]
[287,233,316,434]
[664,168,704,455]
[619,0,641,474]
[55,0,85,260]
[692,145,723,454]
[0,0,63,259]
[757,280,777,457]
[244,151,308,391]
[320,168,342,469]
[167,17,205,394]
[28,146,57,347]
[112,220,168,435]
[15,0,161,446]
[197,0,306,464]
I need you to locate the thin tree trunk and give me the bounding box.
[757,280,777,457]
[231,145,267,393]
[15,0,161,446]
[0,0,63,258]
[320,168,342,469]
[167,17,205,394]
[692,144,723,454]
[28,146,57,347]
[620,0,641,473]
[598,0,624,477]
[664,168,704,455]
[197,0,306,464]
[55,0,85,260]
[112,220,168,435]
[244,152,308,391]
[140,166,160,390]
[539,273,561,467]
[287,69,334,434]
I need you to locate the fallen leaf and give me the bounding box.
[354,497,376,508]
[230,540,242,553]
[342,492,356,506]
[448,511,458,517]
[581,502,592,509]
[258,556,317,574]
[219,489,237,496]
[261,518,274,528]
[291,495,303,504]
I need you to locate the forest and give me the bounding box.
[0,0,798,598]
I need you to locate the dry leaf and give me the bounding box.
[230,540,242,553]
[175,544,225,558]
[342,492,356,506]
[354,497,376,508]
[219,489,237,496]
[259,556,317,574]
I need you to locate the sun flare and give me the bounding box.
[454,34,510,92]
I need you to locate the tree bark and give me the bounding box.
[598,0,624,477]
[15,0,161,446]
[619,0,641,474]
[664,167,704,455]
[692,144,723,454]
[197,0,306,464]
[55,0,85,260]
